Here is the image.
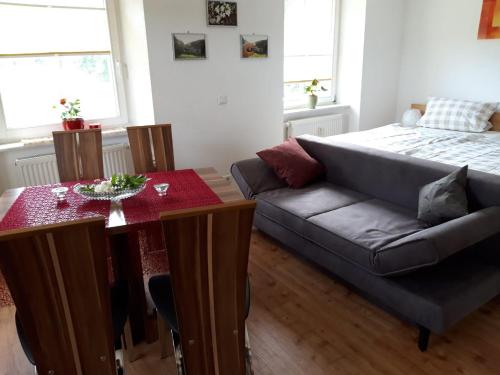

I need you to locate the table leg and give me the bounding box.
[110,232,148,344]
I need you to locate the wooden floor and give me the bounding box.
[2,231,500,375]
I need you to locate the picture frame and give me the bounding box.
[207,1,237,26]
[240,34,269,59]
[478,0,500,39]
[172,33,207,60]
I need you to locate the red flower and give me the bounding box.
[60,98,66,105]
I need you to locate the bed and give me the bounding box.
[329,104,500,176]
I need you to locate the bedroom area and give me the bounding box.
[0,0,499,374]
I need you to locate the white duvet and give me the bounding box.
[327,124,500,176]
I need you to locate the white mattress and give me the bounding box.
[327,124,500,176]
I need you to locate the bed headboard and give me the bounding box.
[411,104,500,132]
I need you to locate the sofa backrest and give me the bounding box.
[297,136,500,211]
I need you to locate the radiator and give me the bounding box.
[286,114,346,138]
[15,144,132,187]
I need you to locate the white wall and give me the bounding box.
[142,0,284,175]
[397,0,500,118]
[117,0,155,124]
[336,0,405,132]
[358,0,405,130]
[336,0,367,132]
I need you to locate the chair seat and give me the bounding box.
[15,281,129,365]
[148,274,251,333]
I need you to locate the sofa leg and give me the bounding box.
[418,326,430,352]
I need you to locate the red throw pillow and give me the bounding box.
[257,138,324,188]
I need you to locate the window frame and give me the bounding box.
[283,0,340,110]
[0,0,128,142]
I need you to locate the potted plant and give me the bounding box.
[304,79,327,109]
[54,98,84,130]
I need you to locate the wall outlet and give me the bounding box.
[218,96,228,105]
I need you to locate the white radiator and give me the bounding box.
[15,144,132,186]
[286,114,346,138]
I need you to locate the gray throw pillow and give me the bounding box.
[418,166,469,226]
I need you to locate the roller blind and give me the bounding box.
[0,1,110,56]
[284,0,337,106]
[0,1,121,130]
[284,0,335,83]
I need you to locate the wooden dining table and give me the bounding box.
[0,167,244,345]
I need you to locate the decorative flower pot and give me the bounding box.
[63,118,85,131]
[308,95,318,109]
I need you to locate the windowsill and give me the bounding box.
[284,103,350,122]
[0,127,127,153]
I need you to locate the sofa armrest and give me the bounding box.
[378,207,500,274]
[231,158,287,199]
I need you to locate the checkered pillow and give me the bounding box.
[416,97,498,133]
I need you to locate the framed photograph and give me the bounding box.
[207,1,237,26]
[172,33,207,60]
[240,35,269,59]
[478,0,500,39]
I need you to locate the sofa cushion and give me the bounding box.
[257,138,324,188]
[418,166,469,225]
[305,199,427,275]
[309,199,426,250]
[256,182,369,235]
[257,182,369,218]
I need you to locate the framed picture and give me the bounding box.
[207,1,237,26]
[478,0,500,39]
[240,35,269,59]
[172,33,207,60]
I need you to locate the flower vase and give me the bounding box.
[63,118,85,131]
[308,95,318,109]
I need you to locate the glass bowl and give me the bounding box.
[73,183,147,201]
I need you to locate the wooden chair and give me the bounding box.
[0,218,129,374]
[126,124,175,326]
[148,200,256,375]
[127,124,175,174]
[53,129,104,182]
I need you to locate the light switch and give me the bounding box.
[218,96,228,105]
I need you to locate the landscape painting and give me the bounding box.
[207,1,237,26]
[478,0,500,39]
[173,33,207,60]
[240,35,268,59]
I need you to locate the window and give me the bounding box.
[0,0,127,139]
[284,0,338,109]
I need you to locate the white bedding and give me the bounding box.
[328,124,500,176]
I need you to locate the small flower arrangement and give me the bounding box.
[80,174,148,194]
[74,174,149,201]
[304,79,327,96]
[54,98,81,120]
[304,79,327,109]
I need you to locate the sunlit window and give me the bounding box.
[0,0,125,132]
[284,0,338,108]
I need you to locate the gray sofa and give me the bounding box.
[231,136,500,351]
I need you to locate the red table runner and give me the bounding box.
[121,169,223,226]
[0,182,110,232]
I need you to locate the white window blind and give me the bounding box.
[284,0,338,108]
[0,0,125,133]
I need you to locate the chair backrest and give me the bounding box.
[53,129,104,182]
[0,218,116,375]
[160,200,256,375]
[127,124,175,174]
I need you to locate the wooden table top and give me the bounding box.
[0,167,243,234]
